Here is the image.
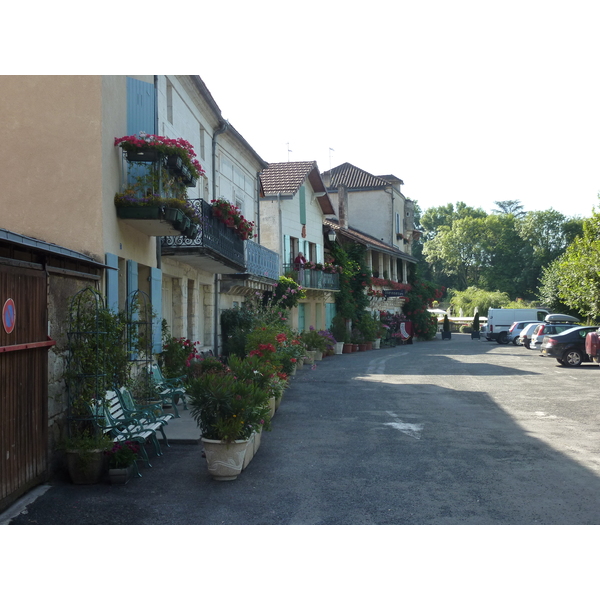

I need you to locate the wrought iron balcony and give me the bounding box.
[161,199,245,274]
[245,240,280,281]
[283,264,340,291]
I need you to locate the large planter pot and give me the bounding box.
[366,342,373,351]
[242,432,256,470]
[304,351,315,365]
[312,350,323,361]
[66,449,105,485]
[268,396,276,418]
[108,465,134,485]
[343,343,353,354]
[275,394,282,411]
[374,338,381,349]
[334,342,344,355]
[442,331,452,340]
[358,343,367,352]
[353,344,359,352]
[471,331,481,339]
[201,438,252,481]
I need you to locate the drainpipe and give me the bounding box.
[256,171,261,244]
[277,193,283,273]
[154,75,162,269]
[212,120,229,353]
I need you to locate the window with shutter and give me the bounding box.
[299,186,306,225]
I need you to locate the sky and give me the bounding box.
[5,0,599,223]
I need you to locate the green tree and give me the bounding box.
[423,216,490,289]
[554,209,600,322]
[449,287,511,316]
[478,214,533,298]
[536,259,579,316]
[420,202,487,242]
[491,200,526,217]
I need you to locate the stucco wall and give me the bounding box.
[348,189,392,243]
[1,76,105,261]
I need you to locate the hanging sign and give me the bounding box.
[3,298,16,334]
[383,290,406,298]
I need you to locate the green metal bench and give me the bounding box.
[116,386,174,447]
[148,364,187,417]
[101,389,167,475]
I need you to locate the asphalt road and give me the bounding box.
[7,334,600,525]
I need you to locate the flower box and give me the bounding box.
[116,205,187,237]
[125,148,160,163]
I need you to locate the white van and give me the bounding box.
[486,308,549,344]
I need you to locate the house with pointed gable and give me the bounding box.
[259,161,339,331]
[321,162,419,311]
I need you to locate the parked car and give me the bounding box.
[518,322,541,349]
[507,320,543,345]
[530,314,580,352]
[540,326,599,366]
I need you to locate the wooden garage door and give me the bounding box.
[0,264,51,512]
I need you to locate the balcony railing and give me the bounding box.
[161,199,245,273]
[283,264,340,291]
[245,240,280,280]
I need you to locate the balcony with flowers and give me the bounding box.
[161,198,252,274]
[283,261,341,291]
[114,133,206,239]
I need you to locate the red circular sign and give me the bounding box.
[3,298,16,334]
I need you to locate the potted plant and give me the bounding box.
[471,312,481,339]
[186,370,270,480]
[300,328,328,360]
[342,331,354,354]
[329,314,347,355]
[63,288,132,484]
[210,198,257,241]
[105,440,140,484]
[62,432,113,485]
[442,314,452,340]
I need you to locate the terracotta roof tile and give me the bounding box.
[260,161,318,196]
[322,162,390,190]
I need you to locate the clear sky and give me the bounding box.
[7,1,600,220]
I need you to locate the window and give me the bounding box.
[166,79,174,124]
[199,126,206,160]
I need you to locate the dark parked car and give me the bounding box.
[530,314,580,352]
[540,326,599,366]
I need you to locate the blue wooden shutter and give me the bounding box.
[316,243,323,263]
[126,260,138,298]
[299,186,306,225]
[127,77,156,136]
[326,303,335,329]
[105,253,119,313]
[283,235,291,269]
[127,260,139,359]
[126,77,156,185]
[150,267,163,354]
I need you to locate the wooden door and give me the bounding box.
[0,264,51,511]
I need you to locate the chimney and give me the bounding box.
[337,184,348,229]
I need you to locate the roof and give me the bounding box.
[322,162,391,191]
[324,219,417,263]
[260,161,335,215]
[0,228,107,268]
